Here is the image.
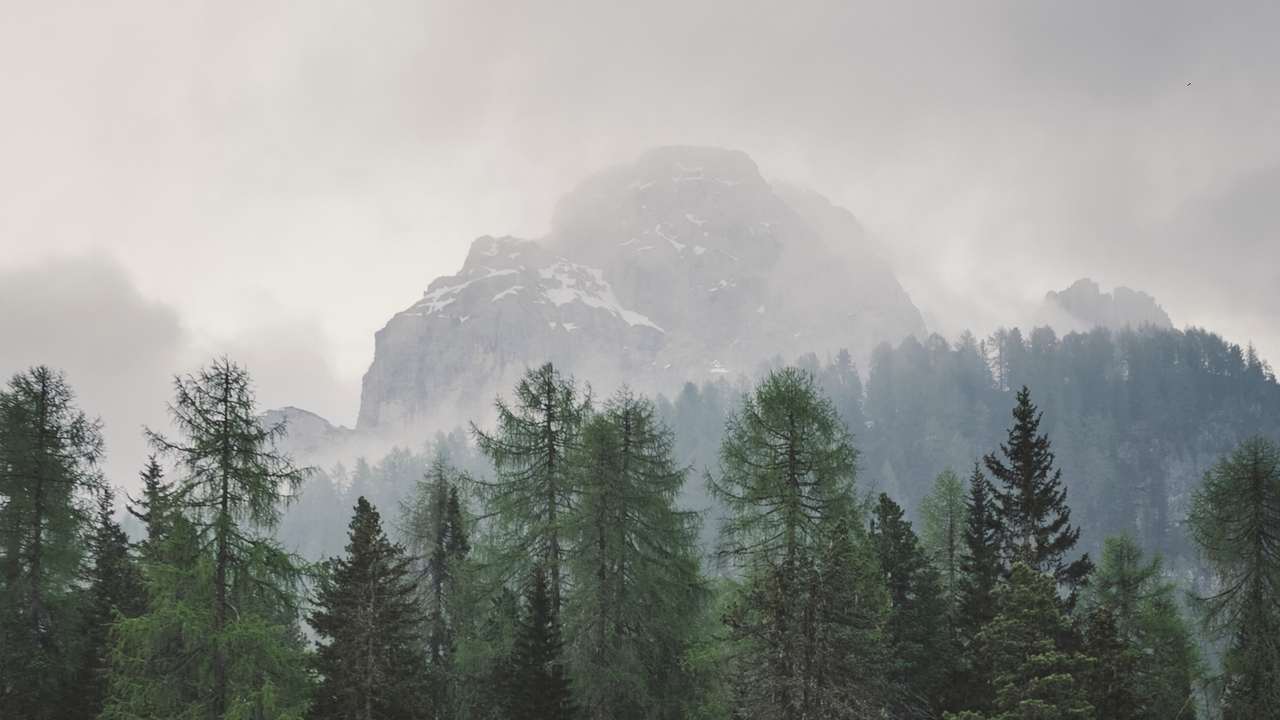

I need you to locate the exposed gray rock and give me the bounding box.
[357,146,926,432]
[1037,278,1173,333]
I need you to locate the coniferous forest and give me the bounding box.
[3,325,1280,719]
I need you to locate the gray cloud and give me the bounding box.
[0,255,358,491]
[2,0,1279,424]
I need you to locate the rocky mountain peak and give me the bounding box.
[1036,278,1173,332]
[357,147,926,432]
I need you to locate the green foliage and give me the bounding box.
[985,387,1093,598]
[960,563,1096,720]
[102,358,311,720]
[309,497,430,720]
[1086,535,1201,719]
[401,454,472,718]
[871,492,949,715]
[713,368,888,718]
[472,362,589,619]
[1187,437,1280,718]
[921,468,967,621]
[508,567,575,720]
[953,464,1003,713]
[564,390,705,720]
[70,486,147,720]
[0,366,105,718]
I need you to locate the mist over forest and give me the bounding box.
[4,2,1280,719]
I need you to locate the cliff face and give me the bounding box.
[357,146,925,431]
[1037,278,1173,333]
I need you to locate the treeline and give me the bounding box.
[2,356,1278,718]
[657,325,1280,568]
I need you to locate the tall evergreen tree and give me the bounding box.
[472,363,589,619]
[310,497,430,720]
[1080,606,1142,720]
[0,367,105,718]
[711,367,888,718]
[1187,437,1280,719]
[508,566,575,720]
[402,454,472,719]
[1087,535,1200,720]
[948,563,1095,720]
[69,485,146,720]
[102,358,311,719]
[126,454,173,561]
[984,386,1092,597]
[871,492,948,717]
[954,464,1003,714]
[920,468,967,619]
[564,390,704,720]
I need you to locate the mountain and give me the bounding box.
[357,146,925,431]
[1035,278,1173,333]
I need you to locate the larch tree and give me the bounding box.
[984,386,1092,598]
[1087,535,1201,720]
[564,389,704,720]
[711,367,887,719]
[309,497,431,720]
[920,468,967,622]
[1187,437,1280,719]
[472,362,589,620]
[102,358,311,720]
[0,367,105,718]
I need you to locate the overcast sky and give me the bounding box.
[2,0,1278,482]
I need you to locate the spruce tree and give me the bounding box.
[310,497,430,720]
[0,367,105,718]
[472,363,589,619]
[949,563,1095,720]
[871,492,948,716]
[402,454,472,719]
[921,468,967,616]
[564,389,704,720]
[126,454,172,559]
[70,486,146,720]
[102,358,311,719]
[1187,437,1280,719]
[984,386,1092,597]
[509,566,575,720]
[711,367,888,718]
[954,464,1003,713]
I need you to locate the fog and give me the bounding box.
[3,0,1278,485]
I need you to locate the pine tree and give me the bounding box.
[69,485,146,720]
[0,367,105,718]
[564,389,704,720]
[310,497,431,720]
[102,358,311,719]
[712,367,888,718]
[954,464,1003,714]
[472,363,589,620]
[402,454,472,719]
[509,566,575,720]
[871,492,948,716]
[950,563,1095,720]
[984,386,1092,598]
[1187,437,1280,719]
